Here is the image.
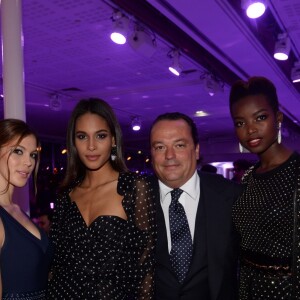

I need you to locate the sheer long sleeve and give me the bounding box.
[117,173,157,300]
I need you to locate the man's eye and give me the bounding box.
[175,144,185,148]
[154,145,165,151]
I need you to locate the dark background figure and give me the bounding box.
[150,112,242,300]
[231,159,253,183]
[37,209,53,235]
[201,164,218,174]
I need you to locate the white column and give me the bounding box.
[1,0,26,119]
[1,0,29,214]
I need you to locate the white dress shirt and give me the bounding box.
[159,171,200,253]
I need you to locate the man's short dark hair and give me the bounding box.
[150,112,199,146]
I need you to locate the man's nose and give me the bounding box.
[165,147,175,159]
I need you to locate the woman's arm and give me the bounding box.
[133,175,157,300]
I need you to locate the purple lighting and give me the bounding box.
[242,0,266,19]
[274,34,290,61]
[168,49,182,76]
[110,12,129,45]
[110,32,126,45]
[132,116,141,131]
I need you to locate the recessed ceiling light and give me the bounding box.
[195,111,209,117]
[241,0,266,19]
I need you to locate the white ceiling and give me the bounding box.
[0,0,299,155]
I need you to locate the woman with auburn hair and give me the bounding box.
[0,119,52,299]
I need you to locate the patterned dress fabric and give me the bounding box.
[169,188,193,283]
[0,206,53,300]
[233,152,300,299]
[47,172,156,300]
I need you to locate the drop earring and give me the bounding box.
[239,143,244,153]
[277,122,282,144]
[111,145,117,161]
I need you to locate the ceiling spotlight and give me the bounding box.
[195,110,209,117]
[274,33,290,61]
[202,74,222,97]
[168,49,182,76]
[131,116,141,131]
[291,61,300,83]
[110,11,129,45]
[241,0,266,19]
[128,29,157,58]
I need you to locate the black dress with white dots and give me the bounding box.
[233,152,300,299]
[47,172,156,300]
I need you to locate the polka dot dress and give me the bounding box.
[233,152,300,299]
[47,173,156,299]
[169,188,193,283]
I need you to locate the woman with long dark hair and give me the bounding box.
[47,98,156,299]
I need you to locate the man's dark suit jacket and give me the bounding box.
[154,171,242,300]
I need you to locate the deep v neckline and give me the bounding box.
[0,206,43,241]
[69,196,127,229]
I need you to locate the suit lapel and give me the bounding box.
[154,173,230,296]
[184,193,203,279]
[153,178,173,270]
[156,196,172,268]
[201,174,229,300]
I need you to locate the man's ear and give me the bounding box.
[195,143,200,160]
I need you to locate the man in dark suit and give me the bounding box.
[150,112,242,300]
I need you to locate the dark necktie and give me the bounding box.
[169,188,193,283]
